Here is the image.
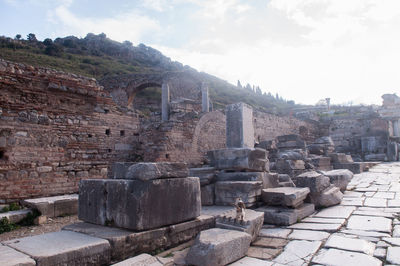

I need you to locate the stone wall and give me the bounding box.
[0,59,140,202]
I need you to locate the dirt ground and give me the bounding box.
[0,215,79,242]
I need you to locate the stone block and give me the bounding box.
[329,153,353,163]
[112,253,162,266]
[256,203,315,226]
[216,209,264,241]
[124,162,188,181]
[261,187,310,208]
[333,162,364,174]
[186,228,252,266]
[387,141,398,161]
[64,215,214,261]
[3,231,111,266]
[0,244,36,266]
[110,162,135,179]
[207,148,269,171]
[277,150,305,160]
[23,194,78,218]
[276,159,305,170]
[215,181,263,207]
[277,134,303,143]
[217,172,265,182]
[201,184,215,206]
[308,185,343,208]
[226,102,254,149]
[79,178,201,231]
[277,140,306,150]
[322,169,353,192]
[189,167,216,186]
[263,172,280,188]
[0,209,32,224]
[293,171,331,193]
[278,174,295,187]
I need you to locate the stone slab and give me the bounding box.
[312,248,382,266]
[246,246,281,260]
[364,198,387,207]
[258,228,292,239]
[288,230,330,241]
[252,237,288,248]
[217,172,265,182]
[273,240,322,265]
[261,187,310,208]
[346,215,392,233]
[301,217,345,224]
[340,229,391,238]
[387,247,400,265]
[288,222,342,232]
[226,102,254,149]
[230,256,274,265]
[79,177,201,231]
[112,253,162,266]
[22,194,78,218]
[0,244,35,266]
[186,228,252,266]
[256,203,315,226]
[64,215,214,261]
[3,231,111,266]
[382,237,400,246]
[189,167,216,186]
[324,234,375,255]
[0,209,32,224]
[201,206,236,218]
[124,162,188,181]
[313,206,355,219]
[207,148,269,172]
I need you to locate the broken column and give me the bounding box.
[226,102,254,148]
[201,82,209,113]
[161,83,170,122]
[79,162,201,231]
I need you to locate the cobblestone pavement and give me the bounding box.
[232,162,400,266]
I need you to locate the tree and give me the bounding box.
[27,33,37,42]
[237,80,242,88]
[15,34,21,40]
[123,40,133,47]
[43,38,53,46]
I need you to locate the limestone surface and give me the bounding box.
[256,203,315,226]
[112,253,162,266]
[124,162,188,181]
[312,248,382,266]
[322,169,354,192]
[0,245,35,266]
[186,228,252,266]
[261,187,310,207]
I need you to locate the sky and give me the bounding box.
[1,0,400,105]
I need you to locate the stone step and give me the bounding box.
[3,231,111,265]
[22,194,78,218]
[261,187,310,208]
[0,209,32,223]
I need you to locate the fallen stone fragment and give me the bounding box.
[293,171,330,193]
[322,169,353,192]
[273,240,322,265]
[256,203,315,226]
[186,228,252,266]
[261,187,310,208]
[308,185,343,208]
[312,248,382,266]
[125,162,188,181]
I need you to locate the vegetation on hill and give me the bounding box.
[0,33,303,114]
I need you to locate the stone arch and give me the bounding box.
[190,111,226,164]
[126,81,163,108]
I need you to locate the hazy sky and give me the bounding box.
[1,0,400,105]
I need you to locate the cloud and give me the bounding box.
[47,3,162,44]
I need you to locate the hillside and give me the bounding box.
[0,33,302,114]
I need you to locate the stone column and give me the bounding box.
[161,83,170,122]
[393,119,400,137]
[226,102,254,148]
[201,83,209,112]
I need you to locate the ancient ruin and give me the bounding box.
[1,57,400,265]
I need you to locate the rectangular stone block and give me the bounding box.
[215,181,263,207]
[79,177,201,231]
[207,148,269,171]
[201,184,215,206]
[293,171,330,193]
[333,162,364,174]
[3,231,111,266]
[189,167,217,186]
[256,203,315,226]
[23,194,79,218]
[124,162,188,181]
[261,187,310,208]
[64,215,214,261]
[226,102,254,148]
[217,172,265,182]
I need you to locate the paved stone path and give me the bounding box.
[232,162,400,266]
